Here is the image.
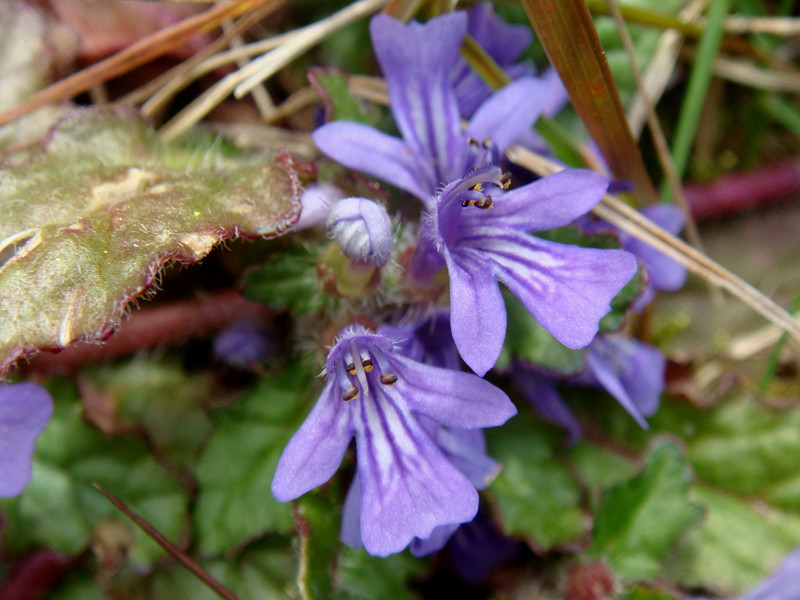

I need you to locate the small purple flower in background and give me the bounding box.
[378,312,461,372]
[271,324,515,556]
[422,165,637,375]
[512,367,583,445]
[326,197,393,267]
[574,334,664,427]
[445,508,522,584]
[213,318,273,369]
[453,3,535,118]
[515,333,665,441]
[313,12,548,207]
[0,383,53,497]
[581,203,687,309]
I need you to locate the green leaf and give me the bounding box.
[0,109,299,375]
[81,358,214,469]
[309,68,377,125]
[686,396,800,500]
[49,574,107,600]
[618,586,680,600]
[108,537,298,600]
[589,440,704,581]
[244,244,330,314]
[600,266,646,333]
[0,379,189,567]
[664,486,800,593]
[296,489,343,600]
[567,441,637,509]
[498,291,585,375]
[194,359,317,554]
[333,546,428,600]
[487,409,588,549]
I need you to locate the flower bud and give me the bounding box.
[326,197,393,267]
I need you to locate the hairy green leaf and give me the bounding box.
[589,440,703,580]
[0,109,299,375]
[194,360,316,554]
[487,409,588,550]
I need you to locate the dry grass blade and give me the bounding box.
[233,0,390,98]
[127,2,285,117]
[604,0,713,300]
[628,0,709,138]
[93,483,239,600]
[0,0,271,128]
[160,0,389,140]
[719,15,800,36]
[506,145,800,342]
[708,54,800,94]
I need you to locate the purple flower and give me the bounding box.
[378,312,461,371]
[516,334,664,439]
[341,422,501,557]
[575,334,664,427]
[213,318,273,368]
[313,12,548,207]
[445,508,522,584]
[422,166,638,375]
[326,197,393,267]
[581,203,687,308]
[512,367,583,445]
[0,383,53,497]
[271,325,516,556]
[453,3,535,118]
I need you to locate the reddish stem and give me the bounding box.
[685,159,800,221]
[28,291,270,376]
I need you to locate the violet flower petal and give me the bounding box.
[370,12,468,186]
[312,122,433,202]
[341,473,363,549]
[433,426,500,489]
[454,3,534,118]
[625,204,687,292]
[479,231,638,350]
[273,325,515,556]
[465,76,548,155]
[411,522,461,557]
[388,354,516,428]
[484,169,609,231]
[0,383,53,497]
[444,248,508,376]
[271,381,354,501]
[213,318,273,368]
[379,312,460,371]
[513,367,582,445]
[354,389,478,556]
[580,335,664,427]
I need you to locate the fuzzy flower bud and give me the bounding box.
[326,197,393,267]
